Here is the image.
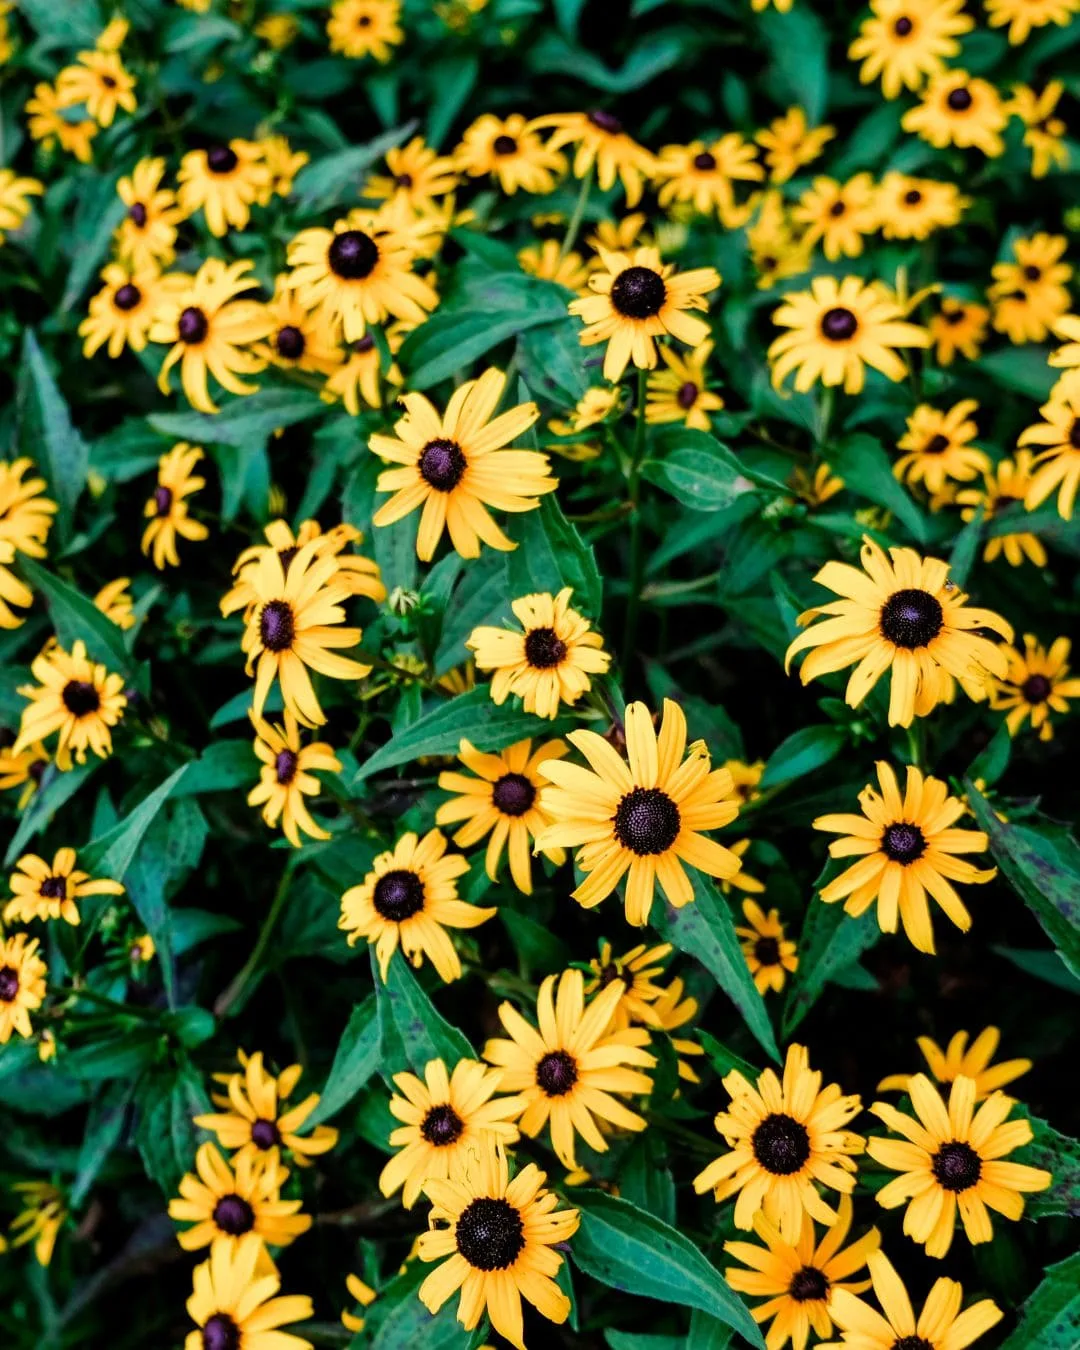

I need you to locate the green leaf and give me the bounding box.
[17,557,137,683]
[434,549,509,677]
[148,387,327,448]
[697,1029,760,1084]
[759,6,828,124]
[964,782,1080,980]
[292,123,417,212]
[376,950,474,1075]
[831,434,929,545]
[81,765,189,881]
[653,872,779,1061]
[619,1132,676,1225]
[3,760,99,866]
[60,173,127,313]
[1015,1113,1080,1220]
[308,996,380,1126]
[426,53,479,148]
[643,429,754,513]
[760,725,846,791]
[71,1082,135,1208]
[783,899,880,1037]
[948,502,983,589]
[17,331,90,544]
[172,741,256,797]
[607,1334,684,1350]
[343,454,419,597]
[974,346,1056,401]
[967,721,1011,788]
[506,494,603,618]
[135,1064,212,1197]
[355,1259,472,1350]
[998,1251,1080,1350]
[353,686,573,783]
[570,1191,764,1347]
[991,946,1080,995]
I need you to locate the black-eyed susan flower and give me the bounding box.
[25,80,97,162]
[379,1058,525,1208]
[254,280,341,375]
[327,0,403,60]
[536,698,742,925]
[93,577,136,630]
[876,173,968,240]
[724,1194,880,1350]
[6,847,123,927]
[645,339,724,431]
[339,828,493,983]
[222,519,384,622]
[651,975,706,1082]
[0,169,42,244]
[254,12,300,48]
[8,1182,65,1265]
[196,1049,339,1168]
[248,711,342,847]
[585,212,649,254]
[746,190,812,290]
[848,0,972,99]
[814,762,997,954]
[14,639,127,769]
[184,1234,314,1350]
[80,262,184,360]
[928,298,989,364]
[989,634,1080,741]
[893,400,989,495]
[0,457,57,559]
[769,276,930,395]
[785,536,1012,727]
[868,1074,1051,1257]
[115,156,183,271]
[286,209,438,343]
[365,135,459,211]
[985,0,1079,42]
[149,258,272,413]
[256,135,309,202]
[0,742,49,810]
[570,245,720,383]
[1009,82,1069,178]
[737,900,799,996]
[177,141,271,236]
[533,110,656,206]
[877,1027,1032,1099]
[482,969,656,1168]
[240,538,370,727]
[454,113,566,195]
[754,107,835,184]
[793,175,878,262]
[823,1249,1001,1350]
[322,331,403,412]
[418,1141,579,1350]
[988,233,1071,344]
[955,453,1047,568]
[518,239,591,291]
[693,1044,864,1242]
[141,443,209,569]
[902,71,1007,156]
[1019,383,1080,519]
[548,386,622,440]
[436,737,567,894]
[370,367,556,561]
[168,1142,310,1256]
[583,940,671,1027]
[0,932,46,1044]
[653,135,763,222]
[56,48,136,126]
[790,463,846,508]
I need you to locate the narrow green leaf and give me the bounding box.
[148,387,327,448]
[758,6,828,124]
[783,899,880,1037]
[998,1251,1080,1350]
[135,1064,212,1197]
[760,725,846,790]
[81,766,189,881]
[3,760,99,866]
[292,122,416,211]
[697,1029,760,1083]
[308,996,380,1126]
[18,557,139,682]
[71,1082,135,1208]
[831,434,930,545]
[991,945,1080,995]
[948,502,983,589]
[376,950,474,1075]
[507,494,603,618]
[426,53,479,147]
[570,1191,764,1347]
[17,331,89,543]
[967,722,1011,788]
[173,741,256,797]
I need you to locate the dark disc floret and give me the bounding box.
[128,201,148,228]
[882,822,927,864]
[1023,265,1041,282]
[259,599,296,653]
[676,382,699,410]
[455,1196,526,1271]
[276,325,306,360]
[894,15,914,34]
[932,1140,982,1192]
[693,151,717,171]
[751,1112,811,1175]
[418,438,467,492]
[610,266,667,320]
[212,1194,255,1236]
[113,283,142,311]
[492,135,518,156]
[251,1118,281,1150]
[421,1103,465,1146]
[353,334,376,354]
[492,772,536,817]
[535,1049,579,1097]
[894,1340,934,1350]
[1069,419,1080,449]
[820,307,858,342]
[206,145,239,174]
[754,936,781,966]
[789,1266,829,1302]
[613,787,681,857]
[154,485,173,516]
[328,229,379,280]
[523,626,568,669]
[879,588,944,649]
[0,966,19,1002]
[178,307,209,344]
[274,749,299,785]
[1021,674,1052,705]
[829,199,847,217]
[589,109,623,135]
[923,433,950,455]
[202,1313,241,1350]
[946,86,973,112]
[904,188,923,205]
[372,868,425,922]
[39,875,67,900]
[62,680,101,717]
[944,306,966,326]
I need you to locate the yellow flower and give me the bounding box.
[25,81,97,162]
[989,634,1080,741]
[5,847,123,927]
[254,13,299,49]
[0,743,50,810]
[793,174,878,262]
[1018,383,1080,519]
[693,1044,864,1243]
[653,135,763,222]
[518,239,591,291]
[8,1182,65,1265]
[184,1234,313,1350]
[877,1027,1032,1099]
[645,339,724,432]
[988,232,1071,344]
[570,245,720,383]
[482,969,655,1168]
[984,0,1079,43]
[248,711,342,847]
[583,940,672,1028]
[80,262,186,360]
[754,107,835,184]
[736,899,799,995]
[322,331,403,412]
[256,135,309,202]
[848,0,973,99]
[532,110,656,206]
[455,113,566,195]
[0,933,47,1045]
[56,49,136,126]
[548,386,622,439]
[747,189,813,289]
[338,828,494,983]
[168,1142,311,1256]
[902,70,1007,156]
[1009,82,1069,178]
[115,156,183,270]
[927,298,988,364]
[954,452,1047,568]
[341,1272,377,1334]
[14,639,127,769]
[254,279,341,375]
[177,140,271,236]
[327,0,403,61]
[130,934,155,963]
[0,169,42,245]
[893,399,989,495]
[364,135,459,211]
[875,172,968,240]
[0,458,57,559]
[93,577,136,629]
[141,443,209,569]
[790,463,846,508]
[651,976,706,1082]
[585,212,649,254]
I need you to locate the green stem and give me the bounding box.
[214,858,297,1019]
[905,719,925,769]
[620,368,649,680]
[558,170,593,262]
[814,386,834,451]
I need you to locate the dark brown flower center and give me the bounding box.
[676,381,699,409]
[1022,674,1052,705]
[419,438,467,492]
[893,15,913,34]
[693,151,717,171]
[882,822,926,864]
[932,1140,982,1192]
[421,1103,465,1146]
[611,266,667,319]
[202,1313,240,1350]
[259,599,296,653]
[820,307,858,341]
[943,307,966,325]
[1023,265,1041,282]
[536,1049,579,1097]
[29,759,47,785]
[178,307,209,344]
[396,172,414,187]
[491,773,535,818]
[879,588,944,648]
[754,936,781,966]
[154,485,173,516]
[1069,419,1080,449]
[904,188,923,205]
[613,787,681,856]
[455,1196,525,1271]
[62,680,101,717]
[39,876,67,900]
[251,1118,281,1150]
[113,283,141,311]
[523,626,567,669]
[275,325,306,359]
[589,109,623,135]
[372,868,425,922]
[102,74,117,89]
[128,201,147,228]
[353,334,376,354]
[275,749,299,784]
[752,1113,811,1175]
[947,87,973,112]
[0,967,19,1002]
[598,962,622,988]
[277,546,299,574]
[789,1266,829,1301]
[207,145,238,174]
[493,134,518,156]
[329,229,379,279]
[212,1194,255,1235]
[829,200,846,217]
[924,433,950,455]
[893,1340,934,1350]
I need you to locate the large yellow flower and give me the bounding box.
[754,107,835,184]
[177,140,271,236]
[14,639,127,769]
[875,172,968,240]
[455,113,567,195]
[877,1027,1031,1099]
[928,298,988,365]
[989,634,1080,741]
[893,399,989,494]
[645,339,724,431]
[185,1234,313,1350]
[848,0,973,99]
[532,111,656,206]
[988,232,1071,343]
[80,262,186,360]
[984,0,1080,43]
[56,49,136,126]
[954,452,1047,568]
[793,175,878,262]
[902,70,1007,155]
[0,932,47,1044]
[1018,383,1080,519]
[115,156,183,270]
[254,279,342,375]
[168,1142,310,1257]
[327,0,403,60]
[141,443,209,569]
[536,698,742,926]
[5,847,123,927]
[365,135,459,211]
[653,135,763,223]
[248,711,341,846]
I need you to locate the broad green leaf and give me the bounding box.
[696,1029,760,1083]
[351,1259,471,1350]
[308,996,380,1126]
[831,434,930,545]
[433,549,509,676]
[173,741,256,797]
[966,721,1011,788]
[783,899,880,1037]
[81,765,189,881]
[643,429,754,513]
[17,331,90,544]
[760,725,846,790]
[376,951,474,1075]
[135,1064,212,1197]
[974,346,1056,400]
[991,945,1080,995]
[426,53,479,148]
[507,494,603,618]
[17,557,138,683]
[17,0,102,45]
[948,502,983,589]
[1015,1113,1080,1220]
[759,6,828,124]
[71,1082,136,1208]
[689,1310,735,1350]
[653,872,779,1061]
[965,782,1080,980]
[998,1251,1080,1350]
[148,387,327,448]
[353,687,573,783]
[292,122,416,211]
[553,0,587,38]
[570,1190,764,1347]
[518,314,590,404]
[619,1131,676,1226]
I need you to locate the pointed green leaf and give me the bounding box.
[998,1251,1080,1349]
[308,996,380,1126]
[375,950,474,1076]
[17,557,141,685]
[16,331,89,543]
[783,897,880,1038]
